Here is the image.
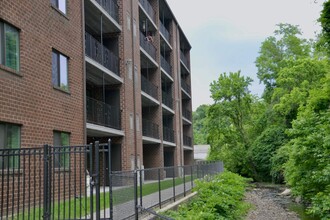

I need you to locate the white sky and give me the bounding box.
[166,0,324,110]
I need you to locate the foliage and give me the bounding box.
[164,171,251,220]
[255,23,312,102]
[207,71,255,176]
[248,126,288,182]
[193,105,210,144]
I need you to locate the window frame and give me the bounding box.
[0,122,21,170]
[53,131,70,170]
[0,21,20,72]
[52,49,69,92]
[51,0,67,15]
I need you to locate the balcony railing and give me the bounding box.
[159,21,170,43]
[183,135,192,147]
[86,97,121,130]
[141,75,158,100]
[139,0,156,24]
[182,108,192,121]
[162,91,173,109]
[85,32,120,76]
[142,119,159,139]
[163,126,175,143]
[160,55,172,77]
[95,0,119,23]
[140,32,157,61]
[181,80,191,95]
[180,51,190,70]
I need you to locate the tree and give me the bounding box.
[255,23,312,102]
[192,105,209,144]
[207,71,255,176]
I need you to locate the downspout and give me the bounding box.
[82,0,86,145]
[131,0,138,170]
[176,28,183,166]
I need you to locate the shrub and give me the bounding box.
[165,171,251,220]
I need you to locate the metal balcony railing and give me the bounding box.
[141,75,158,100]
[162,91,173,109]
[140,32,157,61]
[159,21,170,43]
[86,97,121,129]
[180,51,190,70]
[95,0,119,23]
[139,0,156,24]
[142,119,159,139]
[163,126,175,143]
[85,32,120,76]
[181,79,191,95]
[160,55,172,77]
[182,108,192,121]
[183,135,192,147]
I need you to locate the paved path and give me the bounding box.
[85,182,193,219]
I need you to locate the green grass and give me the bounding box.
[12,176,192,219]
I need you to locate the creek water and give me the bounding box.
[259,185,320,220]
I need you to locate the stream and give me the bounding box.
[252,183,320,220]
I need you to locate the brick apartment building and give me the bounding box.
[0,0,193,173]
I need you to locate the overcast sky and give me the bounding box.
[166,0,324,110]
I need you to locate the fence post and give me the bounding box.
[94,141,100,220]
[172,166,175,202]
[134,170,138,220]
[89,143,94,220]
[158,168,161,209]
[43,144,51,220]
[139,169,143,207]
[191,165,193,189]
[108,139,113,220]
[183,167,186,197]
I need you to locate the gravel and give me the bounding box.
[245,188,300,220]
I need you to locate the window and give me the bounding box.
[0,122,20,169]
[51,0,67,14]
[0,22,20,71]
[52,50,69,91]
[53,131,70,169]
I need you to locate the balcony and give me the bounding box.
[182,109,192,121]
[85,32,120,76]
[95,0,119,23]
[139,0,156,24]
[160,55,172,77]
[142,119,159,139]
[162,91,173,109]
[140,32,157,62]
[183,135,192,147]
[159,21,170,43]
[180,51,190,70]
[87,97,121,130]
[141,75,158,100]
[181,80,191,95]
[163,126,174,143]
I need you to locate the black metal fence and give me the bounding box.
[139,0,156,24]
[142,119,160,139]
[162,91,173,109]
[86,96,121,130]
[160,55,172,77]
[85,32,120,76]
[0,141,224,220]
[159,21,170,44]
[140,31,157,61]
[141,75,158,100]
[95,0,119,23]
[163,126,175,143]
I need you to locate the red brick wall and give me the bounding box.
[0,0,84,147]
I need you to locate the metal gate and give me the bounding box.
[42,140,114,220]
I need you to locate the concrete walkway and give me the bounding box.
[85,182,194,219]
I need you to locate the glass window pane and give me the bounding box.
[4,24,19,71]
[61,132,69,146]
[52,52,59,87]
[59,54,68,90]
[59,0,66,14]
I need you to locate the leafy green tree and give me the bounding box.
[192,105,209,144]
[255,23,312,102]
[207,71,255,176]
